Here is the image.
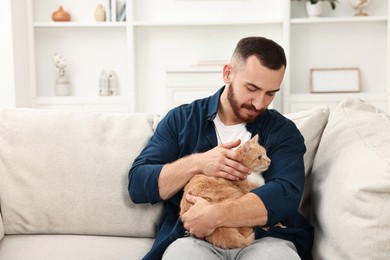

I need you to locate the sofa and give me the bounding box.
[0,98,389,259]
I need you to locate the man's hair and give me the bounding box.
[231,36,286,70]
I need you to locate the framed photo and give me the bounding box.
[310,68,361,93]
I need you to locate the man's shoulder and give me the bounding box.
[259,109,304,142]
[263,109,297,129]
[167,96,212,118]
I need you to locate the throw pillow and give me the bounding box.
[311,98,390,259]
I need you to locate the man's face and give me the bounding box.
[224,56,285,123]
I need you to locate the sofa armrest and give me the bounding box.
[0,211,4,241]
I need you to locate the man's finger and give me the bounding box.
[185,193,198,203]
[220,139,241,150]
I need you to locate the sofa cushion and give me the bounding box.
[0,108,162,237]
[311,98,390,259]
[0,234,153,260]
[285,105,330,219]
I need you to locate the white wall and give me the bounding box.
[0,0,16,107]
[0,0,30,108]
[11,0,31,107]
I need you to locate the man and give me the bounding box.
[128,36,313,259]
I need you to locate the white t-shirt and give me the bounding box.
[213,114,251,150]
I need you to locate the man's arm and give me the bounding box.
[129,108,250,203]
[159,140,250,200]
[181,192,267,238]
[181,117,307,236]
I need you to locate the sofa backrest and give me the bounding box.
[0,108,163,238]
[0,213,4,241]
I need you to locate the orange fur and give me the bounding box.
[180,134,271,249]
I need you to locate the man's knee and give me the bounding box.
[237,237,300,260]
[162,237,220,260]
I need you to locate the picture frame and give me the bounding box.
[310,68,361,93]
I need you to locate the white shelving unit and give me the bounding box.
[22,0,390,114]
[26,0,134,112]
[287,0,390,112]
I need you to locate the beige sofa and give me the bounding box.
[0,98,389,259]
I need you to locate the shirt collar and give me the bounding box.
[206,86,225,121]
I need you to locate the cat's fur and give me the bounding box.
[179,134,271,249]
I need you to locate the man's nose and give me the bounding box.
[252,93,265,111]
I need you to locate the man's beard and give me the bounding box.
[227,83,264,123]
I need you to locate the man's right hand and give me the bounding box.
[196,139,250,180]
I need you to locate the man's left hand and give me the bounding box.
[181,194,220,238]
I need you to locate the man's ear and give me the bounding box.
[223,64,232,83]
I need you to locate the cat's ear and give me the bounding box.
[243,141,251,153]
[251,134,259,144]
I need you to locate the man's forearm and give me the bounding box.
[158,153,201,200]
[215,192,268,228]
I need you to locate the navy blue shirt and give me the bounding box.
[128,87,313,259]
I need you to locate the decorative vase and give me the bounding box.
[52,6,71,22]
[55,75,71,96]
[306,1,323,18]
[95,4,106,22]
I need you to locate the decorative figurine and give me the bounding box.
[99,70,118,96]
[95,4,106,22]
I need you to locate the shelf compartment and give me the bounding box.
[132,19,284,27]
[34,27,129,97]
[291,16,388,24]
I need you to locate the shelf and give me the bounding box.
[34,96,133,113]
[22,0,389,114]
[35,96,132,105]
[287,93,389,112]
[289,92,387,100]
[34,22,127,28]
[132,19,284,27]
[166,66,223,73]
[291,16,388,24]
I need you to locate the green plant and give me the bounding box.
[297,0,339,10]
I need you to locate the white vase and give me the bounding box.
[306,1,323,18]
[55,75,71,96]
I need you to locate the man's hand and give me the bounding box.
[181,194,220,238]
[158,139,249,200]
[197,139,249,180]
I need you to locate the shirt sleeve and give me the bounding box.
[251,121,306,226]
[128,110,180,204]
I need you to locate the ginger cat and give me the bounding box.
[180,134,271,249]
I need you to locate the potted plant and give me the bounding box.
[310,0,338,10]
[52,53,71,96]
[295,0,338,17]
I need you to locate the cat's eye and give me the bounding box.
[258,155,262,160]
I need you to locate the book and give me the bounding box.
[117,2,126,22]
[108,0,112,21]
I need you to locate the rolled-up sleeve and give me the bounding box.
[252,122,306,226]
[128,111,179,204]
